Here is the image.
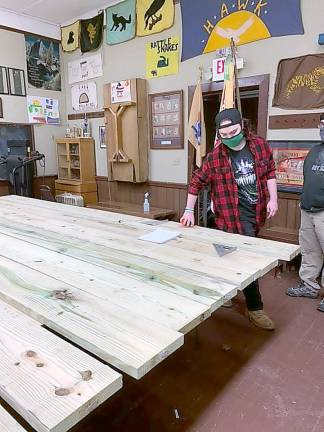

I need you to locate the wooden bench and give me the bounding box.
[0,300,122,432]
[87,200,176,220]
[0,405,26,432]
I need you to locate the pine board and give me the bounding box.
[0,251,183,379]
[0,195,300,261]
[0,198,278,288]
[0,300,122,432]
[0,405,25,432]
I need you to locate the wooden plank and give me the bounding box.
[0,300,122,432]
[0,198,243,298]
[0,405,25,432]
[0,198,278,287]
[0,229,211,333]
[87,201,175,219]
[163,222,300,262]
[0,251,183,379]
[268,113,321,129]
[1,196,299,261]
[0,213,237,314]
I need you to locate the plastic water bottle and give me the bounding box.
[143,192,150,213]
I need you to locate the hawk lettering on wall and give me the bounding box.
[180,0,304,61]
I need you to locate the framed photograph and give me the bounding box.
[0,66,9,95]
[268,140,320,193]
[8,68,26,96]
[149,90,183,149]
[99,125,106,149]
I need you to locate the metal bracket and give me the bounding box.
[213,243,237,257]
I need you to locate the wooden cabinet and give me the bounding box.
[258,192,301,244]
[55,138,97,204]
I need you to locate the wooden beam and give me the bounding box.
[67,111,104,121]
[0,300,122,432]
[0,405,25,432]
[1,195,299,262]
[268,113,321,129]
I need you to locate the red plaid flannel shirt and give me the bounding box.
[188,134,276,234]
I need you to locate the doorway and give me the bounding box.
[204,88,259,154]
[188,74,270,181]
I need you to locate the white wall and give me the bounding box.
[0,28,66,175]
[0,8,60,39]
[62,0,324,184]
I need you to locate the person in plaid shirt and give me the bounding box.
[181,108,278,330]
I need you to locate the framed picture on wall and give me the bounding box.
[268,140,320,193]
[149,90,183,149]
[8,68,26,96]
[0,66,9,95]
[99,125,106,149]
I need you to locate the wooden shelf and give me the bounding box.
[56,137,97,204]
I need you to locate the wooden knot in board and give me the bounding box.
[80,370,92,381]
[55,387,71,396]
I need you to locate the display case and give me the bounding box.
[55,138,97,204]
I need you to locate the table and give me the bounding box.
[0,196,300,378]
[87,200,176,220]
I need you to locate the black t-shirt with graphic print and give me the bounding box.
[301,143,324,212]
[228,145,258,223]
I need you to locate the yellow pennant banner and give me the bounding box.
[146,36,179,79]
[137,0,174,36]
[61,21,80,52]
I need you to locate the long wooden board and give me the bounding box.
[0,252,183,379]
[0,198,278,287]
[0,300,122,432]
[0,405,25,432]
[0,230,211,332]
[0,195,299,261]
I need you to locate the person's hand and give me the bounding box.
[180,211,195,227]
[267,199,278,218]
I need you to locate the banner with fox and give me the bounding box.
[106,0,136,45]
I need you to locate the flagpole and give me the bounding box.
[231,38,242,115]
[198,65,203,82]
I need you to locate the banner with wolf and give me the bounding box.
[106,0,136,45]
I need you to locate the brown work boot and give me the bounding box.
[246,309,275,331]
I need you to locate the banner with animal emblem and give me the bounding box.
[273,53,324,109]
[106,0,136,45]
[136,0,174,37]
[80,11,104,53]
[180,0,304,61]
[61,20,80,52]
[25,35,61,91]
[146,36,179,79]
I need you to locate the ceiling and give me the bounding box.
[0,0,116,25]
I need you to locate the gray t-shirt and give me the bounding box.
[301,143,324,212]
